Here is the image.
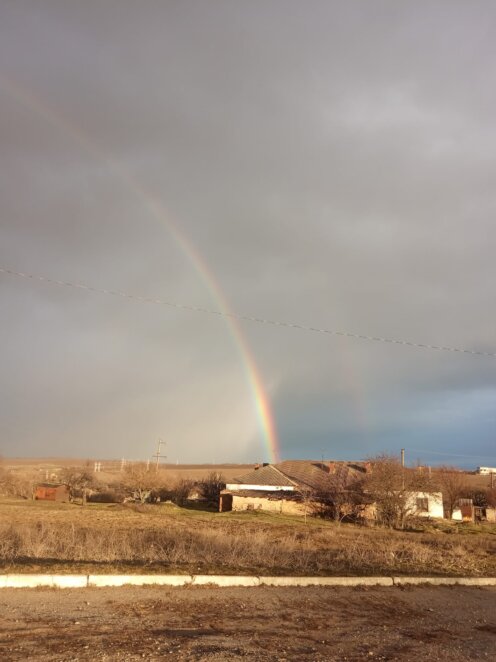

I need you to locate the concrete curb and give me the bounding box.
[258,576,394,587]
[191,575,260,587]
[88,575,191,587]
[0,575,88,589]
[392,576,496,586]
[0,574,495,589]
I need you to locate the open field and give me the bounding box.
[0,585,495,660]
[1,497,495,577]
[2,458,253,485]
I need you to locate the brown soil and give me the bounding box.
[0,585,495,661]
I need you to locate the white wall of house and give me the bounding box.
[231,494,307,516]
[406,492,444,518]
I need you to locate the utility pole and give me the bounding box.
[153,439,166,472]
[401,448,405,490]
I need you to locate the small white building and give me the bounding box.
[406,492,444,519]
[477,466,496,475]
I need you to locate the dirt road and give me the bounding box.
[0,585,495,660]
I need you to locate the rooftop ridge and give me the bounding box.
[270,464,300,487]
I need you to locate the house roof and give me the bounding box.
[275,460,331,490]
[234,460,366,492]
[233,464,296,487]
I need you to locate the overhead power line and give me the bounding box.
[1,265,495,358]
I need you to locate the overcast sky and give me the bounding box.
[1,1,495,467]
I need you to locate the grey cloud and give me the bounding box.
[1,1,496,464]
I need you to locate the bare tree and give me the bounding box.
[199,472,226,508]
[171,478,195,506]
[432,466,468,518]
[486,487,496,509]
[363,454,434,528]
[120,463,157,503]
[0,461,39,500]
[60,467,95,505]
[311,475,366,522]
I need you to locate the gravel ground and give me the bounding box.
[0,585,495,661]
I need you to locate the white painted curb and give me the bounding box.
[88,575,191,587]
[258,576,393,587]
[0,574,495,589]
[191,575,260,587]
[392,576,496,586]
[0,575,88,588]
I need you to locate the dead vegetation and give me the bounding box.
[0,498,495,577]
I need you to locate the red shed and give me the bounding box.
[34,483,70,502]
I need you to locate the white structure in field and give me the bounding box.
[477,467,496,475]
[406,492,444,518]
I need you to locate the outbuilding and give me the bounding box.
[34,483,70,502]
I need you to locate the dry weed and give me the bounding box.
[0,516,494,576]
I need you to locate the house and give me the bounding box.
[220,463,305,515]
[34,483,70,502]
[219,460,447,522]
[219,460,367,516]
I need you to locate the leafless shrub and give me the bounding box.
[486,487,496,508]
[118,464,168,503]
[432,466,469,518]
[170,478,195,506]
[363,454,435,528]
[60,467,96,505]
[88,489,125,504]
[310,479,367,523]
[198,472,226,507]
[0,467,36,499]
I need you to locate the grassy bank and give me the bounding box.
[1,498,495,577]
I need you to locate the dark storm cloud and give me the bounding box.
[1,1,496,465]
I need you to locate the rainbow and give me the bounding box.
[0,74,280,463]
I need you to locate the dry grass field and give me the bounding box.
[1,496,495,577]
